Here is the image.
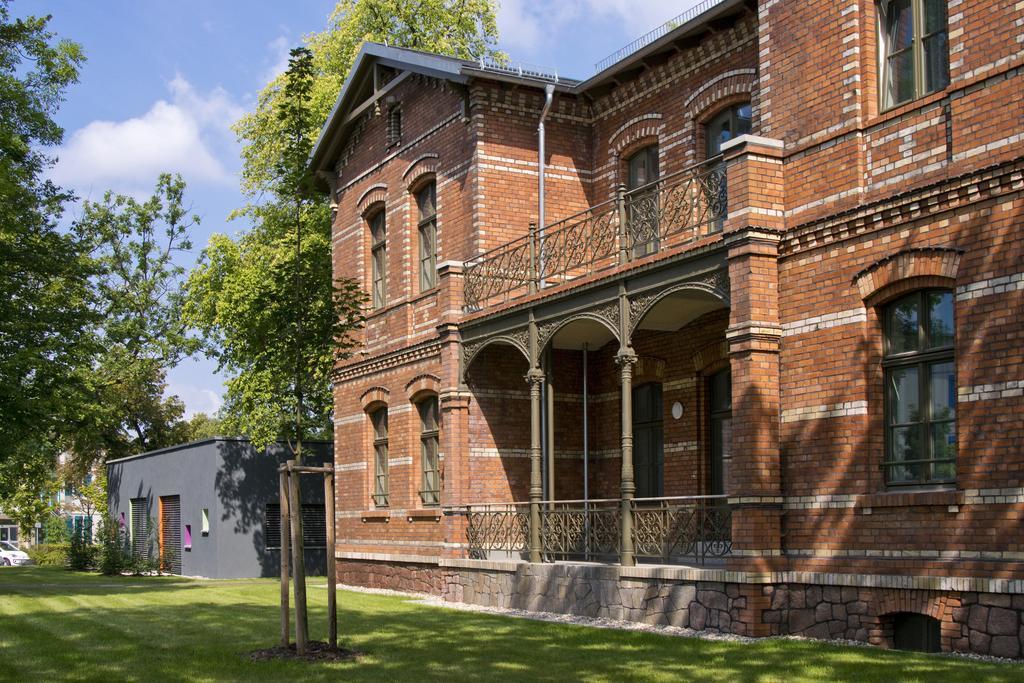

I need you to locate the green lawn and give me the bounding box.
[0,567,1020,682]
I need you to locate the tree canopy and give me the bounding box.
[186,0,502,449]
[0,2,89,506]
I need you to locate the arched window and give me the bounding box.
[370,406,389,507]
[416,182,437,292]
[417,396,440,506]
[883,289,956,486]
[368,209,387,309]
[705,103,752,158]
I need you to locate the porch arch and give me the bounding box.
[462,334,531,378]
[628,278,730,337]
[539,312,620,353]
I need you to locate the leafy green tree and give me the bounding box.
[184,412,225,441]
[63,174,199,472]
[185,51,364,450]
[186,0,500,449]
[235,0,501,194]
[0,3,91,504]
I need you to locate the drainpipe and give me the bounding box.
[537,83,555,285]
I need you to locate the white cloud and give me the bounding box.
[498,0,704,59]
[51,74,244,197]
[166,361,225,420]
[263,35,292,84]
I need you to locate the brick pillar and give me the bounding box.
[438,321,471,559]
[720,135,786,575]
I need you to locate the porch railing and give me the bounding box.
[462,495,731,566]
[462,157,727,312]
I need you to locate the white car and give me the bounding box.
[0,540,32,566]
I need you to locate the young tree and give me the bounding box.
[0,3,91,504]
[186,0,501,449]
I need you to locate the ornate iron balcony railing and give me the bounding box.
[462,158,726,312]
[462,495,731,565]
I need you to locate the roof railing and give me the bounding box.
[594,0,724,73]
[476,56,561,83]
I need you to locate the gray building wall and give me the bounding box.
[107,438,332,578]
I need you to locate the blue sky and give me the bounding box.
[34,0,701,417]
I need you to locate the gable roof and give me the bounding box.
[309,0,749,185]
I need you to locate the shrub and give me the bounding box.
[67,530,99,571]
[43,515,69,544]
[97,518,132,576]
[27,543,69,566]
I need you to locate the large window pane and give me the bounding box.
[922,0,946,34]
[887,295,920,354]
[926,291,953,348]
[923,32,949,95]
[887,49,916,106]
[886,0,915,51]
[930,421,956,476]
[929,361,955,420]
[888,366,920,424]
[889,425,922,482]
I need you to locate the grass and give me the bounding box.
[0,567,1021,682]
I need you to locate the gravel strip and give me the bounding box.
[333,582,1021,664]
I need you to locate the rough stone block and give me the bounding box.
[806,586,822,605]
[790,608,816,633]
[823,587,841,603]
[969,630,991,654]
[841,587,858,603]
[690,602,708,630]
[726,584,740,599]
[667,608,689,628]
[698,589,729,612]
[790,591,806,609]
[847,601,868,615]
[804,623,831,640]
[951,606,969,623]
[968,605,989,632]
[987,607,1019,636]
[763,610,781,623]
[832,604,847,621]
[980,594,1012,608]
[991,636,1021,659]
[668,585,697,611]
[815,602,832,622]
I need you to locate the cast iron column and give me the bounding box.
[616,350,638,566]
[527,367,545,563]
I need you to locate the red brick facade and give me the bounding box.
[316,1,1024,657]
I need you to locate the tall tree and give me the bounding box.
[235,0,501,195]
[0,2,89,504]
[186,0,501,448]
[63,174,200,472]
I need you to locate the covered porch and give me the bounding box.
[456,262,737,567]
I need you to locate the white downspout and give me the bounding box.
[538,83,555,285]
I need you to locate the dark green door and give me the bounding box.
[633,382,664,498]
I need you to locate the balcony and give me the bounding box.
[463,495,732,566]
[462,158,727,313]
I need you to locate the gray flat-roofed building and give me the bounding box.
[107,438,332,579]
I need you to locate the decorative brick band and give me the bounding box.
[958,381,1024,403]
[336,462,367,472]
[356,184,388,215]
[781,308,866,336]
[956,272,1024,301]
[388,456,413,467]
[781,400,867,423]
[785,548,1024,563]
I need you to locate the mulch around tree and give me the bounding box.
[248,641,362,662]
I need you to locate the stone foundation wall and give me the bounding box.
[764,585,1024,658]
[337,559,1024,658]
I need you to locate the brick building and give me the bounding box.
[309,0,1024,657]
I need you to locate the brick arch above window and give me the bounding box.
[873,589,951,623]
[686,69,757,123]
[853,247,963,306]
[357,184,388,216]
[403,154,439,190]
[359,386,391,411]
[405,374,441,401]
[693,340,729,375]
[609,113,663,150]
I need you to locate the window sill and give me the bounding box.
[361,511,390,522]
[857,488,962,514]
[406,508,442,522]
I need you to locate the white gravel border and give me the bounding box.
[332,582,1022,665]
